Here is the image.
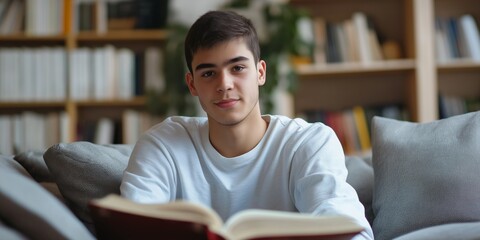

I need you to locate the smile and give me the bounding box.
[215,99,238,108]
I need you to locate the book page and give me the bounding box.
[90,194,224,229]
[222,210,363,240]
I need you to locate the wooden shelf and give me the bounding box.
[437,59,480,72]
[76,30,168,41]
[0,35,67,41]
[0,101,66,108]
[75,97,147,107]
[0,97,147,109]
[296,59,416,77]
[0,0,167,149]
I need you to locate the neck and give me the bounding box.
[208,108,268,158]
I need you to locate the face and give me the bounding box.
[186,38,266,126]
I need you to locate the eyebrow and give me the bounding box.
[194,56,250,72]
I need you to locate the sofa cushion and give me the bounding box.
[14,150,53,182]
[394,222,480,240]
[0,220,27,240]
[371,111,480,240]
[43,142,132,232]
[345,155,374,225]
[0,166,94,240]
[0,154,31,179]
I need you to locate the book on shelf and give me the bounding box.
[94,118,115,145]
[79,0,170,32]
[312,16,327,64]
[435,15,480,62]
[89,194,364,240]
[458,14,480,61]
[311,11,386,65]
[352,12,373,64]
[352,106,371,152]
[304,105,407,155]
[439,95,480,119]
[0,0,23,35]
[0,111,67,154]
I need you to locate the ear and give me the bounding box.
[185,72,198,96]
[257,60,266,86]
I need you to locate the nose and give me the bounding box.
[217,72,234,93]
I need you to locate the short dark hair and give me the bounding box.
[184,10,261,73]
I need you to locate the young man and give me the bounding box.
[120,10,373,239]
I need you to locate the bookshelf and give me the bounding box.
[434,0,480,118]
[289,0,480,155]
[290,0,435,122]
[290,0,480,121]
[0,0,167,154]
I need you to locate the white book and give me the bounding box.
[94,118,115,145]
[3,49,14,101]
[10,48,20,101]
[56,0,64,35]
[17,48,26,101]
[23,111,46,151]
[95,0,107,34]
[104,45,117,99]
[92,47,107,100]
[70,48,91,100]
[0,116,13,155]
[49,0,62,35]
[79,48,92,100]
[458,15,480,61]
[368,24,383,61]
[0,49,5,101]
[0,49,8,101]
[59,111,70,143]
[53,47,67,100]
[32,48,44,100]
[122,110,140,145]
[116,48,134,99]
[12,115,24,153]
[144,47,165,92]
[68,50,79,100]
[22,48,35,101]
[45,112,60,148]
[41,48,53,101]
[352,12,373,64]
[24,0,33,35]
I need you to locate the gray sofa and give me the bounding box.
[1,111,480,240]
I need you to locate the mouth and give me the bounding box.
[214,99,239,108]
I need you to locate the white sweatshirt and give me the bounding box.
[120,115,373,239]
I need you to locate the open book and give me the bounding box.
[88,194,364,240]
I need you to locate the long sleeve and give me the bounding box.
[290,126,374,239]
[120,128,177,204]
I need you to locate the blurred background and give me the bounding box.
[0,0,479,156]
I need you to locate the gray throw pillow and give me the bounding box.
[14,150,53,182]
[43,142,132,232]
[0,167,94,240]
[345,155,374,225]
[394,222,480,240]
[0,155,31,179]
[371,111,480,240]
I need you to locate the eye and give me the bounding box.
[201,71,215,78]
[232,65,245,72]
